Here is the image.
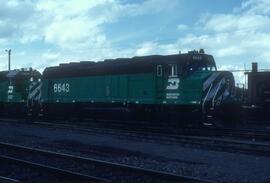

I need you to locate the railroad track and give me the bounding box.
[0,154,100,183]
[28,120,270,157]
[44,118,270,141]
[2,117,270,141]
[0,176,19,183]
[0,118,270,156]
[207,127,270,142]
[0,142,211,183]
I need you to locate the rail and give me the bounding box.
[0,141,212,183]
[0,176,20,183]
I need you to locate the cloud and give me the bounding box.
[0,1,34,42]
[177,24,188,31]
[42,52,59,61]
[127,0,179,16]
[218,65,246,85]
[44,16,104,49]
[135,42,157,55]
[201,13,270,33]
[1,0,269,85]
[0,0,176,46]
[128,0,270,85]
[0,21,17,38]
[39,0,270,69]
[0,1,34,21]
[179,1,270,66]
[238,0,270,15]
[12,0,178,50]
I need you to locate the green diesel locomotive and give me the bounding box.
[0,69,41,116]
[0,50,236,125]
[41,50,235,125]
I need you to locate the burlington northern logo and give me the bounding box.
[166,78,180,90]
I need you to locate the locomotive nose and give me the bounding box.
[220,71,235,101]
[202,71,237,126]
[202,71,235,114]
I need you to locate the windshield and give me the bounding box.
[188,63,217,73]
[197,65,217,71]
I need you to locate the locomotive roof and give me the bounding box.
[0,69,41,81]
[43,52,216,78]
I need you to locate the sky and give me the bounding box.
[0,0,270,84]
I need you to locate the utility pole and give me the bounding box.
[5,49,11,71]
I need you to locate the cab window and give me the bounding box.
[157,65,162,77]
[210,66,217,71]
[168,64,178,77]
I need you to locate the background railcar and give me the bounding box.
[247,63,270,107]
[244,63,270,121]
[41,50,236,125]
[0,69,41,116]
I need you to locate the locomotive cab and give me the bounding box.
[154,51,236,125]
[161,51,218,105]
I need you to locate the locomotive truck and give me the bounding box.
[0,50,236,126]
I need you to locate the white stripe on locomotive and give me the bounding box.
[203,72,220,91]
[28,82,42,101]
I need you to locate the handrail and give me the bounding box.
[212,81,222,108]
[202,83,213,113]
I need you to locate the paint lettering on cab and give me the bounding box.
[53,83,70,93]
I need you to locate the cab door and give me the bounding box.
[165,64,180,103]
[156,65,164,103]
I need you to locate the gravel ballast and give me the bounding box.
[0,120,269,182]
